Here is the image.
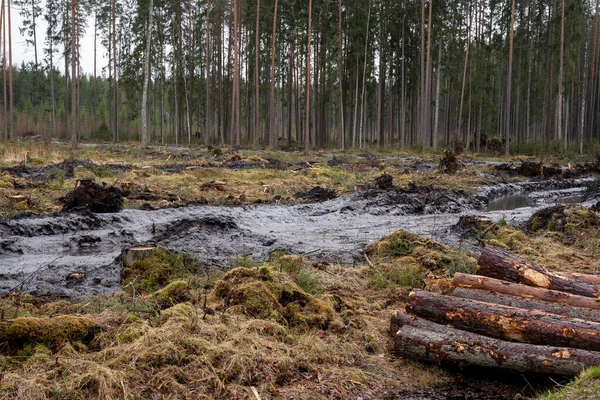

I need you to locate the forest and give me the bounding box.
[0,0,599,155]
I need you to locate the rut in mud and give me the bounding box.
[0,177,597,297]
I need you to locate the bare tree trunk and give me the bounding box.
[1,0,6,141]
[505,0,515,157]
[205,0,211,146]
[269,0,278,148]
[112,0,118,143]
[337,0,344,150]
[557,0,565,152]
[419,0,425,149]
[423,0,433,150]
[457,2,472,147]
[254,0,260,145]
[7,0,12,141]
[359,0,372,149]
[304,0,312,150]
[433,44,441,151]
[70,0,76,147]
[92,13,97,135]
[141,0,154,148]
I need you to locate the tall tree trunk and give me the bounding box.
[112,0,118,143]
[505,0,515,157]
[269,0,278,148]
[70,0,76,147]
[433,44,441,151]
[1,0,6,141]
[254,0,260,145]
[457,2,472,147]
[92,13,97,135]
[420,0,425,149]
[141,0,154,148]
[423,0,433,150]
[557,0,565,152]
[7,0,12,141]
[337,0,344,150]
[359,0,372,149]
[205,0,211,146]
[304,0,312,149]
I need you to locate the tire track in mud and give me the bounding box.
[0,178,596,297]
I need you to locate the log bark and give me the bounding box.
[555,271,600,286]
[395,323,600,377]
[452,273,600,311]
[407,289,600,351]
[477,246,600,298]
[452,287,600,323]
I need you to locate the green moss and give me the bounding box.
[117,320,151,343]
[212,267,335,330]
[149,280,192,309]
[488,239,509,249]
[0,316,97,351]
[297,268,320,294]
[121,248,197,293]
[0,171,15,189]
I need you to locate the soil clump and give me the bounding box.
[59,179,125,213]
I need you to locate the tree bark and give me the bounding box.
[477,247,600,298]
[557,0,565,151]
[505,0,515,157]
[452,287,600,323]
[7,0,12,141]
[141,0,154,148]
[453,273,600,311]
[407,289,600,351]
[304,0,312,149]
[393,312,600,377]
[112,0,118,143]
[254,0,260,146]
[337,0,344,150]
[269,0,278,148]
[70,0,76,148]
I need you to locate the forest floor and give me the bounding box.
[0,142,599,399]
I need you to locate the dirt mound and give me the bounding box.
[59,179,125,213]
[374,173,394,190]
[439,149,464,174]
[294,186,337,202]
[525,205,566,232]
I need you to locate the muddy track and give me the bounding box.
[0,177,596,297]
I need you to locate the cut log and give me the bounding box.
[452,273,600,311]
[395,323,600,377]
[407,289,600,351]
[452,287,600,323]
[554,271,600,286]
[121,246,156,267]
[477,246,600,298]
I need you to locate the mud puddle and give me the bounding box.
[0,177,596,298]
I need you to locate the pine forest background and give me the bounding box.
[0,0,599,155]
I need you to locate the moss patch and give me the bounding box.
[212,267,336,330]
[0,316,97,352]
[121,248,197,293]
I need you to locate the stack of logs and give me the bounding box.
[391,246,600,376]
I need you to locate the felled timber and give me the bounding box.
[452,273,600,311]
[452,287,600,323]
[554,271,600,286]
[477,246,600,298]
[395,322,600,377]
[407,289,600,351]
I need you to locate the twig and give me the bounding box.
[251,387,262,400]
[364,252,376,270]
[9,256,62,293]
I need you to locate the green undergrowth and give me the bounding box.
[540,366,600,400]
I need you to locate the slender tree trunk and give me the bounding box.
[205,0,211,146]
[557,0,565,152]
[141,0,154,148]
[254,0,260,145]
[420,0,425,149]
[433,44,441,151]
[7,0,12,141]
[337,0,344,150]
[112,0,118,143]
[423,0,433,150]
[304,0,312,149]
[92,13,97,135]
[457,2,472,147]
[269,0,278,148]
[1,0,6,141]
[359,0,372,149]
[70,0,76,147]
[505,0,515,157]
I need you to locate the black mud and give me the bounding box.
[0,177,596,297]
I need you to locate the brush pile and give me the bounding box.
[391,246,600,376]
[59,178,125,213]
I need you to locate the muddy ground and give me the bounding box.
[0,175,596,298]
